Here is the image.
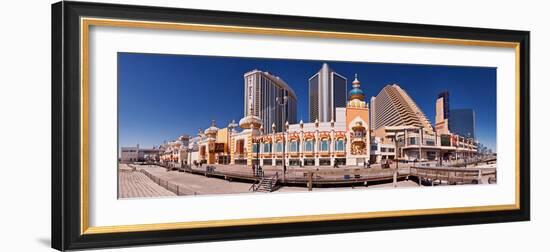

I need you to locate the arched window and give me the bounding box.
[335,139,345,151]
[236,140,245,154]
[319,139,329,151]
[290,141,298,152]
[275,142,283,152]
[305,140,314,151]
[252,143,259,153]
[262,143,271,153]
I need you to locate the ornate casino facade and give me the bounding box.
[139,67,478,167]
[180,74,372,167]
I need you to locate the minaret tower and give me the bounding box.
[345,74,371,166]
[347,73,367,108]
[238,107,262,165]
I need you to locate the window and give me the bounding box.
[409,137,417,145]
[425,140,435,146]
[319,158,331,166]
[440,135,451,146]
[335,158,346,165]
[276,142,283,152]
[236,140,245,153]
[252,143,259,153]
[305,140,314,151]
[263,143,271,153]
[290,141,298,152]
[335,139,345,151]
[381,147,387,152]
[388,148,395,152]
[319,139,329,151]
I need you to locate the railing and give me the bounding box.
[140,169,198,196]
[409,166,495,185]
[249,172,279,192]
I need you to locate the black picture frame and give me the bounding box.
[52,1,530,251]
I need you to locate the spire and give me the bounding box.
[348,73,365,101]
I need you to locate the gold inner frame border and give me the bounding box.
[79,17,521,235]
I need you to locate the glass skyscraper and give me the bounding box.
[308,63,347,122]
[449,109,476,139]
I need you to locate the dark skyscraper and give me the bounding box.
[438,91,450,120]
[450,109,476,139]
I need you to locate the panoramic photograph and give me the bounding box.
[117,52,497,199]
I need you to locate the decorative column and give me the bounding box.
[330,121,335,167]
[272,123,276,167]
[314,119,320,166]
[299,120,304,166]
[238,107,262,166]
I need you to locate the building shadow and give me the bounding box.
[36,237,50,248]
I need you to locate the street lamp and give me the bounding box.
[468,132,472,159]
[276,95,288,179]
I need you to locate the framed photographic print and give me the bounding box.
[51,1,530,250]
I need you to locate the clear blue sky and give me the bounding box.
[118,52,497,151]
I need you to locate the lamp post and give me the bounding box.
[418,126,423,163]
[466,133,471,160]
[393,129,404,187]
[394,132,399,170]
[276,95,288,181]
[255,138,260,170]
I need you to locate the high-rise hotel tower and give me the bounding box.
[308,63,347,123]
[370,84,433,131]
[435,91,451,134]
[242,70,297,134]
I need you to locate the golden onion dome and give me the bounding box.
[239,114,262,129]
[204,120,219,137]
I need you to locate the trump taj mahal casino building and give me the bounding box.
[125,64,478,167]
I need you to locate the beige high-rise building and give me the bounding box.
[435,91,451,134]
[243,70,298,134]
[370,84,433,132]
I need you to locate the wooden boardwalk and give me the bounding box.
[119,163,497,198]
[156,163,409,190]
[118,168,175,198]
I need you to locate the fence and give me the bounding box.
[409,166,496,185]
[139,169,197,196]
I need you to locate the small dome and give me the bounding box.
[227,119,238,130]
[204,120,219,137]
[349,88,364,96]
[239,115,262,129]
[240,107,262,129]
